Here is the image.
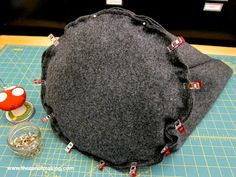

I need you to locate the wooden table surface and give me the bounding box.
[0,35,236,56]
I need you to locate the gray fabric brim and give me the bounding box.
[169,43,233,149]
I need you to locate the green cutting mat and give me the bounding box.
[0,45,235,177]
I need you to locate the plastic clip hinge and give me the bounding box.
[65,142,74,153]
[98,160,105,171]
[167,36,185,52]
[184,80,202,90]
[161,145,171,156]
[41,113,55,123]
[48,34,59,46]
[129,162,138,177]
[34,79,46,86]
[175,119,185,134]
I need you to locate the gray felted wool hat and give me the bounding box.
[40,7,232,174]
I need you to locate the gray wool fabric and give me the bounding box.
[40,8,232,169]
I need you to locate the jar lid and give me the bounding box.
[5,101,35,124]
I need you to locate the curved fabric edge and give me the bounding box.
[40,7,195,169]
[63,7,194,158]
[173,59,233,150]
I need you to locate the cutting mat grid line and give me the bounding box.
[0,45,235,177]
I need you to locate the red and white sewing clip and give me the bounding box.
[161,145,171,157]
[65,142,74,153]
[98,160,106,171]
[33,79,46,86]
[167,36,185,52]
[129,162,138,177]
[48,34,59,46]
[184,80,202,90]
[175,119,185,134]
[41,113,55,123]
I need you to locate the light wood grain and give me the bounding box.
[0,35,236,56]
[0,35,51,49]
[191,44,236,56]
